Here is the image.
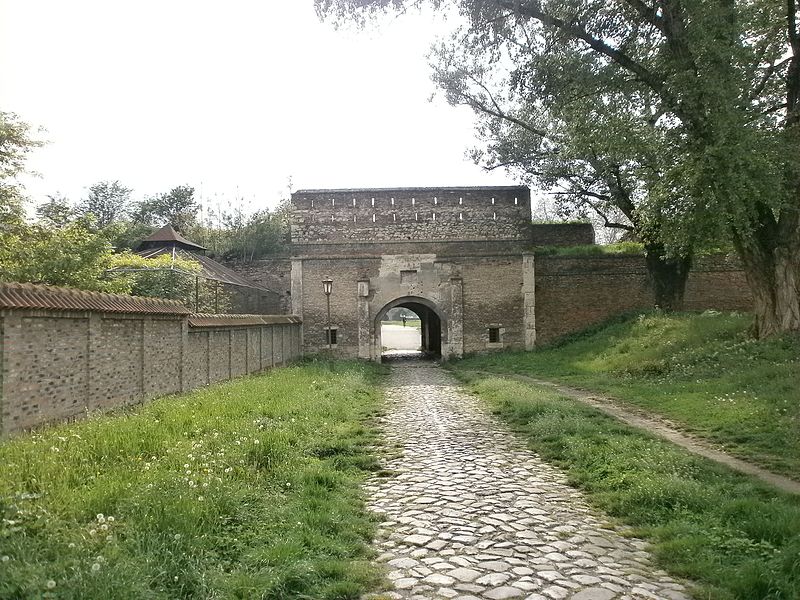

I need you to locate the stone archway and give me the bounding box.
[374,296,445,360]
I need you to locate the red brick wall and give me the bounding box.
[534,254,753,345]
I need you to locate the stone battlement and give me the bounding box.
[291,186,532,244]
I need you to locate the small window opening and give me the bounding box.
[391,197,395,205]
[392,213,397,222]
[434,196,438,204]
[353,215,357,222]
[459,212,463,221]
[415,212,418,221]
[491,197,495,205]
[432,212,436,221]
[459,197,463,205]
[412,197,416,205]
[371,197,375,207]
[325,328,338,346]
[331,214,335,222]
[488,327,500,343]
[352,198,356,206]
[311,199,314,207]
[331,198,335,206]
[514,197,518,205]
[372,213,376,222]
[493,212,497,220]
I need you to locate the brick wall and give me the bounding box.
[534,254,752,344]
[530,223,595,247]
[0,285,302,435]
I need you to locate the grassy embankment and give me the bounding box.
[0,361,386,600]
[453,311,800,477]
[451,312,800,599]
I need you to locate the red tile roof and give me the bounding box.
[0,282,191,315]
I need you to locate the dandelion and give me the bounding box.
[106,535,113,542]
[198,496,205,502]
[46,580,56,589]
[174,533,181,540]
[1,556,9,562]
[253,439,260,445]
[107,516,114,523]
[91,563,101,572]
[68,543,76,549]
[96,514,105,523]
[100,524,109,531]
[89,529,97,536]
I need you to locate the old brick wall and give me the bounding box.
[534,254,753,345]
[0,285,302,435]
[291,187,532,245]
[531,223,595,247]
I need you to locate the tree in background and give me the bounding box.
[133,185,199,232]
[76,180,132,229]
[0,111,42,235]
[431,33,693,309]
[36,193,74,228]
[317,0,800,336]
[0,217,128,293]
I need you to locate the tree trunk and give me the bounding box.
[737,237,800,338]
[644,242,692,311]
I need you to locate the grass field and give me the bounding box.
[0,360,386,600]
[452,311,800,478]
[456,373,800,600]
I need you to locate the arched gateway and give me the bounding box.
[375,296,444,357]
[287,186,593,361]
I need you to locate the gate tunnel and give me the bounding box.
[375,297,443,359]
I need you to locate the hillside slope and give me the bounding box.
[453,312,800,478]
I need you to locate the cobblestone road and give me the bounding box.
[365,363,691,600]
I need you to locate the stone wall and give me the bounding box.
[530,223,595,247]
[0,284,301,436]
[533,254,752,344]
[226,257,293,313]
[291,186,532,245]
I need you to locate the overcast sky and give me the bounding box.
[0,1,515,214]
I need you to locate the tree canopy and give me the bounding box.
[317,0,800,336]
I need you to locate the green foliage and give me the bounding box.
[36,194,75,228]
[0,362,385,599]
[133,185,198,232]
[106,253,201,303]
[0,218,128,293]
[461,374,800,599]
[0,111,43,233]
[452,311,800,477]
[532,242,645,256]
[76,181,132,229]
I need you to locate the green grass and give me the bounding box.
[381,320,421,328]
[457,373,800,600]
[531,241,645,256]
[0,360,387,600]
[451,311,800,478]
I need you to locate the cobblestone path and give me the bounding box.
[365,363,691,600]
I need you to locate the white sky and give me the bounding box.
[0,1,515,214]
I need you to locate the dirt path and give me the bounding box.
[461,370,800,496]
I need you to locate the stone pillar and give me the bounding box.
[522,253,536,350]
[448,277,464,360]
[357,280,372,360]
[290,259,304,350]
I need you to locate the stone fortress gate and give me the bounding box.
[289,186,593,360]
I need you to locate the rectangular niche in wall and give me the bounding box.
[400,270,418,284]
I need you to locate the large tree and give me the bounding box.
[133,185,199,232]
[0,111,42,233]
[76,180,133,228]
[431,32,694,309]
[317,0,800,337]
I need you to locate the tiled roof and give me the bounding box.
[188,314,301,327]
[139,225,207,251]
[0,282,191,315]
